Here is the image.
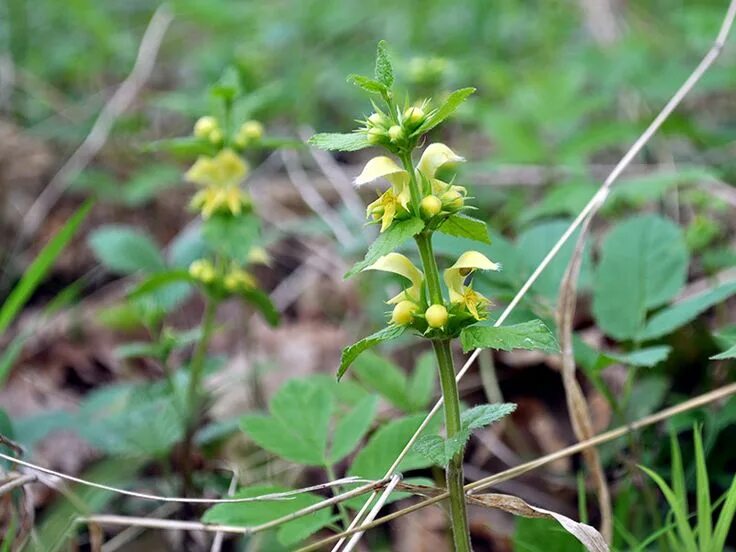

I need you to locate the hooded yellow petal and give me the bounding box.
[449,251,501,273]
[354,156,408,188]
[416,143,465,180]
[364,253,424,302]
[185,157,219,187]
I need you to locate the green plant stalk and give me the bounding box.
[407,153,471,551]
[325,463,351,530]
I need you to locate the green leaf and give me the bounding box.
[693,427,712,550]
[308,132,371,152]
[240,379,333,466]
[593,214,689,340]
[604,346,672,368]
[640,465,698,550]
[411,87,475,136]
[712,476,736,551]
[345,217,424,278]
[330,395,378,463]
[639,281,736,341]
[338,325,406,380]
[128,269,195,300]
[437,214,490,244]
[210,66,242,101]
[374,40,393,88]
[461,403,517,430]
[711,344,736,360]
[352,351,411,411]
[348,413,439,479]
[88,225,165,275]
[202,485,332,546]
[0,200,92,335]
[408,353,436,411]
[202,213,260,263]
[412,435,454,467]
[460,320,559,354]
[347,74,387,95]
[239,287,280,326]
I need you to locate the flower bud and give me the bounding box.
[368,112,388,128]
[367,127,386,144]
[420,195,442,219]
[441,189,464,211]
[239,120,264,141]
[387,125,404,143]
[425,304,448,328]
[208,128,224,145]
[189,259,216,284]
[403,106,425,129]
[391,300,418,326]
[194,116,218,139]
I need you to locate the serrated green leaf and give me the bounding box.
[460,320,559,354]
[437,214,490,244]
[639,281,736,341]
[202,213,260,263]
[711,343,736,360]
[352,351,411,411]
[308,132,371,152]
[330,395,378,463]
[0,200,91,335]
[345,217,424,278]
[412,87,475,136]
[374,40,393,88]
[412,434,453,467]
[338,325,406,380]
[461,403,517,430]
[593,214,689,340]
[347,74,387,94]
[88,225,166,275]
[202,485,332,546]
[241,379,333,466]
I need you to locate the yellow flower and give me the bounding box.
[224,266,257,293]
[444,251,500,320]
[190,185,251,219]
[189,259,217,284]
[355,156,411,209]
[185,149,249,189]
[364,253,424,304]
[365,189,406,232]
[416,143,465,195]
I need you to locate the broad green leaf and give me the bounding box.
[348,413,439,479]
[461,402,517,430]
[88,225,166,275]
[239,287,280,326]
[412,434,456,467]
[202,485,332,546]
[639,281,736,341]
[344,217,424,278]
[347,74,387,95]
[593,214,689,340]
[408,353,436,411]
[330,395,378,463]
[352,351,411,411]
[202,212,260,263]
[604,346,672,368]
[0,200,92,334]
[711,344,736,360]
[241,379,333,466]
[338,325,406,380]
[412,87,476,136]
[374,40,393,88]
[460,320,559,354]
[168,225,208,268]
[308,132,371,152]
[437,214,491,244]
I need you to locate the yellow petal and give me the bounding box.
[364,253,424,302]
[416,143,465,180]
[215,149,248,187]
[449,250,501,273]
[354,156,408,188]
[380,201,396,232]
[185,156,218,187]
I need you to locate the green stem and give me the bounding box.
[325,463,351,530]
[401,153,471,551]
[187,298,218,417]
[400,152,422,216]
[433,338,472,552]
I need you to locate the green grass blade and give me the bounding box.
[640,465,698,551]
[711,475,736,552]
[0,200,93,335]
[692,426,712,550]
[670,431,688,516]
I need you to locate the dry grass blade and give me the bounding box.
[298,381,736,551]
[555,215,613,542]
[0,473,37,495]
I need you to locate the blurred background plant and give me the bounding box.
[0,0,735,550]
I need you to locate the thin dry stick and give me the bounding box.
[210,468,239,552]
[0,452,367,505]
[0,473,37,495]
[100,504,179,552]
[13,4,173,247]
[300,381,736,551]
[342,475,402,552]
[556,216,612,542]
[330,0,736,543]
[282,149,356,247]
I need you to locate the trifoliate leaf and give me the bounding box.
[345,217,425,278]
[460,320,559,354]
[437,214,491,244]
[308,132,371,152]
[411,87,475,136]
[338,325,406,380]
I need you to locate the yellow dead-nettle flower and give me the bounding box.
[189,259,217,284]
[364,253,424,305]
[224,266,257,293]
[444,251,500,320]
[186,149,249,189]
[190,185,251,219]
[416,143,465,195]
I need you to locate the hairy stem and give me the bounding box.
[404,153,471,551]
